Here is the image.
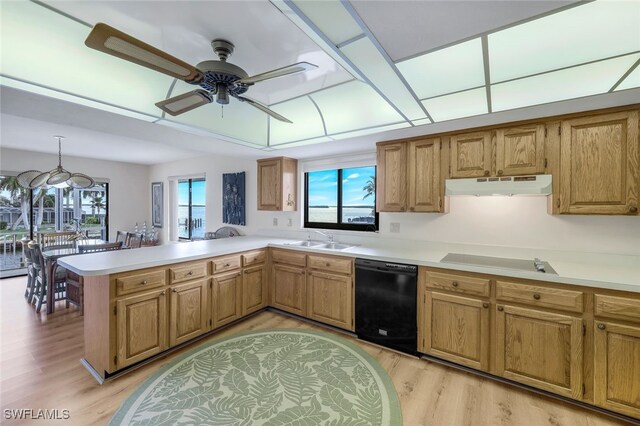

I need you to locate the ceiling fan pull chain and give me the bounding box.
[221,105,224,119]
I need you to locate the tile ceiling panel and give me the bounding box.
[292,1,363,45]
[489,0,640,82]
[492,54,640,112]
[397,38,485,100]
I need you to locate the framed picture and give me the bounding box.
[222,172,245,226]
[151,182,163,228]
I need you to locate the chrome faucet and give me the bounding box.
[313,230,334,243]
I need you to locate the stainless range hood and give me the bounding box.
[445,175,552,196]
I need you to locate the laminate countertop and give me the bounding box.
[58,236,640,293]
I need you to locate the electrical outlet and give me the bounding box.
[390,222,400,233]
[287,218,293,227]
[273,218,278,226]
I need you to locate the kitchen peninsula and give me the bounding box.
[60,235,640,420]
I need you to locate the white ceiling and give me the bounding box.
[1,0,638,165]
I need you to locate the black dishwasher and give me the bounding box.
[355,258,418,355]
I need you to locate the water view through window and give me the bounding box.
[306,166,377,231]
[178,178,205,240]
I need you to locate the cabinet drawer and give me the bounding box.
[308,255,353,275]
[116,269,166,296]
[212,254,241,274]
[170,261,208,284]
[242,250,266,267]
[271,249,306,267]
[426,271,490,297]
[496,281,583,313]
[594,294,640,323]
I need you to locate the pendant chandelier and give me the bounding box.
[17,136,95,189]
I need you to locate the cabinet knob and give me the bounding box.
[325,262,330,267]
[452,281,459,287]
[630,206,638,213]
[497,170,503,176]
[187,271,193,276]
[484,170,490,176]
[400,206,406,212]
[409,207,415,211]
[597,323,606,330]
[141,280,147,285]
[172,288,177,293]
[533,293,541,300]
[497,306,504,312]
[224,263,230,267]
[482,303,489,309]
[160,290,166,296]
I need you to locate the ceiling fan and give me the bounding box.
[85,23,318,123]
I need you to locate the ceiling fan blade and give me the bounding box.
[156,90,212,116]
[236,62,318,85]
[85,23,202,83]
[234,96,292,123]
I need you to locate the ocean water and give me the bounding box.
[309,207,375,224]
[178,205,206,239]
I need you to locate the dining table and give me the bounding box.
[42,239,107,314]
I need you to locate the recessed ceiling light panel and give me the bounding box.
[422,87,488,122]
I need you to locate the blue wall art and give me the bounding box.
[222,172,246,226]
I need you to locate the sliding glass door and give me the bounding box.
[0,175,109,277]
[178,178,206,240]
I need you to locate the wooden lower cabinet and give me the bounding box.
[169,279,209,346]
[243,265,266,315]
[594,321,640,418]
[212,271,242,328]
[116,289,168,370]
[423,291,490,371]
[271,264,306,316]
[307,270,354,331]
[495,304,583,399]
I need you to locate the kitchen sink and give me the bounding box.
[317,243,356,250]
[284,241,324,247]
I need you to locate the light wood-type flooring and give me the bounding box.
[0,276,631,425]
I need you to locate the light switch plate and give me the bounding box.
[273,218,278,226]
[287,218,293,227]
[390,222,400,233]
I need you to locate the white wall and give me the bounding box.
[0,148,150,241]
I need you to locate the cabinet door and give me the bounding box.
[495,125,545,176]
[423,291,490,371]
[377,143,407,212]
[307,270,353,331]
[450,131,492,178]
[169,279,208,347]
[495,304,583,399]
[594,321,640,418]
[559,111,639,214]
[257,159,281,211]
[116,289,168,369]
[271,264,306,316]
[212,271,242,328]
[243,265,266,316]
[408,138,441,212]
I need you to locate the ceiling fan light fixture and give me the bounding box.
[16,170,42,189]
[216,84,229,105]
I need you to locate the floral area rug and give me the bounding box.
[109,329,402,425]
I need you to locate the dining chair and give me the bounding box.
[77,241,123,253]
[37,231,78,248]
[29,242,67,313]
[65,270,84,315]
[115,230,128,245]
[126,232,144,249]
[23,241,36,303]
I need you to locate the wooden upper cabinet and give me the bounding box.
[169,278,208,346]
[377,142,407,212]
[495,304,583,400]
[257,157,298,211]
[594,320,640,418]
[450,131,492,178]
[559,111,639,215]
[408,138,441,212]
[495,125,545,176]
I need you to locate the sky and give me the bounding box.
[178,179,206,206]
[307,166,375,207]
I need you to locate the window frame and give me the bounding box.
[178,178,205,240]
[304,167,378,232]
